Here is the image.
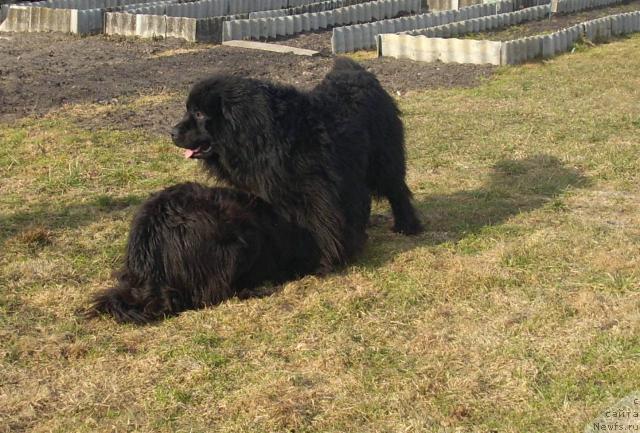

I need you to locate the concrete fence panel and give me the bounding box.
[331,0,514,53]
[0,4,106,33]
[223,0,420,41]
[378,33,502,64]
[333,0,628,53]
[1,4,9,24]
[166,14,194,39]
[379,11,640,65]
[104,10,231,40]
[105,10,136,34]
[17,0,171,10]
[404,4,550,38]
[249,8,286,18]
[1,0,182,34]
[0,5,31,31]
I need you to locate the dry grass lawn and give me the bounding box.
[1,35,640,433]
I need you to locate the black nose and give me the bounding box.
[170,127,179,140]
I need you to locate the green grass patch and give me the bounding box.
[1,36,640,433]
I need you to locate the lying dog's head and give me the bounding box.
[171,75,273,161]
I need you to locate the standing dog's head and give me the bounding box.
[171,76,274,162]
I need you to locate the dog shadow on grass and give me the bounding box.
[3,154,589,322]
[2,154,588,264]
[361,154,590,268]
[0,194,144,248]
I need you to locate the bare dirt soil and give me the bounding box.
[2,1,639,131]
[0,33,494,133]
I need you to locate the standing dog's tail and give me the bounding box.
[332,56,367,72]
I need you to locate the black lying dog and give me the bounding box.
[172,57,423,272]
[85,183,320,324]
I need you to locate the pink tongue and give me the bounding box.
[184,149,196,159]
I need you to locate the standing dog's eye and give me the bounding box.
[194,111,205,120]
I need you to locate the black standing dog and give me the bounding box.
[172,58,423,271]
[85,183,320,323]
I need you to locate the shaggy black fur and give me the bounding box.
[85,183,320,324]
[171,57,423,272]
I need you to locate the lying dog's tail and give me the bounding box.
[83,277,182,324]
[83,285,151,324]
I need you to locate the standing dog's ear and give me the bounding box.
[219,84,251,130]
[219,82,272,132]
[198,90,223,123]
[220,97,242,130]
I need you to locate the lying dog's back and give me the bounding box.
[85,183,320,323]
